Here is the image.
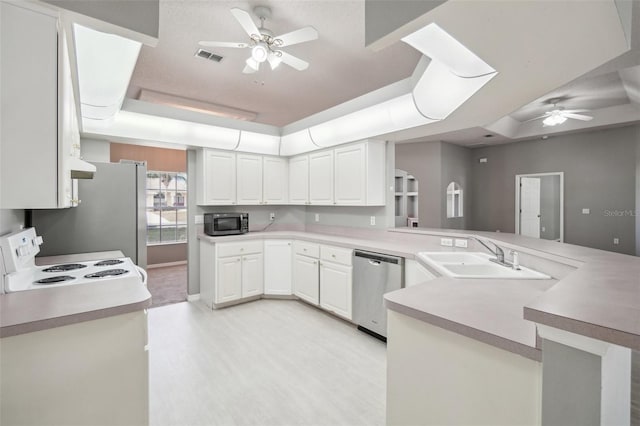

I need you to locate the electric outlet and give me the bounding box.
[582,208,590,215]
[613,238,619,245]
[441,238,453,247]
[454,239,468,248]
[269,212,275,221]
[194,215,204,224]
[370,216,376,226]
[315,214,320,222]
[541,226,546,232]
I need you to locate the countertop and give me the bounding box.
[1,251,151,338]
[199,226,640,358]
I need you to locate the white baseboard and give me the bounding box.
[187,293,200,302]
[147,261,187,269]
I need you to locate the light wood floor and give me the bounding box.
[148,299,386,426]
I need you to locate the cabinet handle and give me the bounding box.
[331,254,336,258]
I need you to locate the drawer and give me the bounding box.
[293,241,320,258]
[217,240,263,257]
[320,245,353,266]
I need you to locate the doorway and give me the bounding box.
[515,172,564,242]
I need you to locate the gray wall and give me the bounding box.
[0,209,24,235]
[364,0,445,46]
[471,125,638,255]
[396,141,442,227]
[440,142,472,230]
[305,206,387,229]
[539,175,561,241]
[636,126,640,256]
[42,0,159,39]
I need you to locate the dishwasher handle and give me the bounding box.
[368,259,381,266]
[354,250,404,265]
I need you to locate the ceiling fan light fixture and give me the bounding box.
[246,57,260,71]
[542,112,567,126]
[267,52,282,70]
[251,42,269,63]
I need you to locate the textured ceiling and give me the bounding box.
[127,0,422,126]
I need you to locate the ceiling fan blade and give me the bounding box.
[274,26,318,47]
[563,113,593,121]
[198,41,249,49]
[523,113,551,123]
[561,109,589,114]
[267,52,282,70]
[278,51,309,71]
[230,7,261,38]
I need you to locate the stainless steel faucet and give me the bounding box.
[471,237,511,268]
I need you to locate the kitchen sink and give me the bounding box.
[417,252,551,280]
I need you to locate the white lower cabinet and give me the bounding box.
[319,245,353,320]
[293,254,320,305]
[320,260,353,320]
[241,253,264,298]
[264,240,293,295]
[200,240,264,307]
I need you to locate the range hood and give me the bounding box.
[69,157,97,179]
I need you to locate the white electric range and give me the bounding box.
[0,227,146,293]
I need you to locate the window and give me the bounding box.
[146,171,187,244]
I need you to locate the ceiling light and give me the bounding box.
[542,111,567,126]
[267,53,282,70]
[246,57,260,71]
[251,42,269,63]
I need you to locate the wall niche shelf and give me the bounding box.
[395,169,419,227]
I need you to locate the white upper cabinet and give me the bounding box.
[1,3,80,208]
[263,156,288,204]
[288,155,309,204]
[336,140,386,206]
[236,153,263,205]
[309,150,335,205]
[197,149,237,205]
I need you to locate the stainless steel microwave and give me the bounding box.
[204,213,249,236]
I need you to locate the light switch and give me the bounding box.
[582,208,590,215]
[454,239,468,248]
[315,214,320,222]
[441,238,453,247]
[613,238,619,245]
[370,216,376,226]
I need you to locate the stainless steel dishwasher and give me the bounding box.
[353,250,404,340]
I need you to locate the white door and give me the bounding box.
[263,157,288,204]
[216,256,242,303]
[264,240,292,295]
[204,150,236,205]
[236,154,263,205]
[320,262,352,320]
[289,155,309,204]
[293,254,319,305]
[334,143,366,205]
[309,150,334,205]
[241,253,264,298]
[520,177,541,238]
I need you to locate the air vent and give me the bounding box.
[195,48,223,63]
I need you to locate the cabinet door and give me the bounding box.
[288,155,309,204]
[241,253,264,298]
[264,240,292,295]
[1,3,59,208]
[203,150,236,205]
[263,156,288,204]
[236,153,263,205]
[309,150,334,205]
[215,256,242,303]
[334,143,366,205]
[293,254,320,305]
[320,262,353,320]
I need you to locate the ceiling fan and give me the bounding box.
[198,6,318,74]
[526,98,593,127]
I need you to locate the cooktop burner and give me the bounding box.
[84,269,129,279]
[42,263,87,273]
[34,275,76,284]
[94,259,124,267]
